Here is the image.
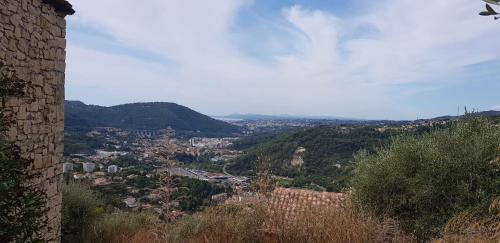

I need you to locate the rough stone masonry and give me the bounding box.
[0,0,73,241]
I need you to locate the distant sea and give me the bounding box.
[212,117,243,122]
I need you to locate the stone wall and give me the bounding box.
[0,0,72,241]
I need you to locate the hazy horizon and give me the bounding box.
[67,99,500,121]
[65,0,500,120]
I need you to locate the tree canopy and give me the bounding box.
[351,116,500,240]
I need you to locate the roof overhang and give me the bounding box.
[42,0,75,16]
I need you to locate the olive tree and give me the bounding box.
[351,116,500,240]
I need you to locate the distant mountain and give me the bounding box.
[481,110,500,116]
[219,113,359,121]
[65,101,241,137]
[428,110,500,121]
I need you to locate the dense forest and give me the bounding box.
[65,101,241,137]
[227,115,500,192]
[227,125,400,191]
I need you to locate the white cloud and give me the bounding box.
[66,0,500,119]
[66,45,183,103]
[343,0,500,86]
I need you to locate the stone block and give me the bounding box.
[5,97,19,107]
[18,38,29,50]
[34,154,43,169]
[17,106,27,119]
[47,182,57,198]
[7,38,18,51]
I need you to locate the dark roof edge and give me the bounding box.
[42,0,75,15]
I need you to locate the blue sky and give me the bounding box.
[65,0,500,120]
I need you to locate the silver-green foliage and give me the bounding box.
[61,183,104,243]
[351,116,500,240]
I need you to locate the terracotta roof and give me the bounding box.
[42,0,75,15]
[268,187,345,223]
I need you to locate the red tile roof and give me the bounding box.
[267,187,345,227]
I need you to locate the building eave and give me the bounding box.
[42,0,75,16]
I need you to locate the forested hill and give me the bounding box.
[228,125,402,191]
[65,101,241,137]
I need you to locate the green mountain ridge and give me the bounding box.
[228,125,401,191]
[220,113,361,121]
[65,100,241,137]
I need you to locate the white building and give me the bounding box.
[107,165,118,174]
[95,150,128,159]
[83,162,96,173]
[63,163,74,173]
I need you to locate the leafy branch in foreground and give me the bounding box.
[0,72,26,99]
[479,1,500,20]
[0,71,45,242]
[0,138,46,243]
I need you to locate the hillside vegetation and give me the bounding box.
[352,116,500,240]
[62,116,500,242]
[228,125,402,191]
[65,101,240,137]
[62,188,415,243]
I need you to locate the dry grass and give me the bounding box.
[123,199,415,243]
[152,204,267,243]
[265,202,414,243]
[85,212,157,243]
[434,197,500,243]
[81,196,500,243]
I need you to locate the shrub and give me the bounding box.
[143,199,414,243]
[61,183,104,243]
[437,197,500,242]
[0,129,45,242]
[267,201,414,243]
[61,183,157,243]
[170,176,225,212]
[156,204,267,243]
[87,212,156,243]
[1,72,45,242]
[351,116,500,240]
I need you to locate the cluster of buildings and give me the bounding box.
[210,152,241,162]
[167,167,248,187]
[189,137,238,149]
[63,126,249,213]
[234,119,319,133]
[375,119,450,133]
[63,159,121,186]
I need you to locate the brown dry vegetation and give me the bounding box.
[86,212,157,243]
[264,203,414,243]
[76,196,500,243]
[86,198,500,243]
[435,197,500,243]
[115,200,415,243]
